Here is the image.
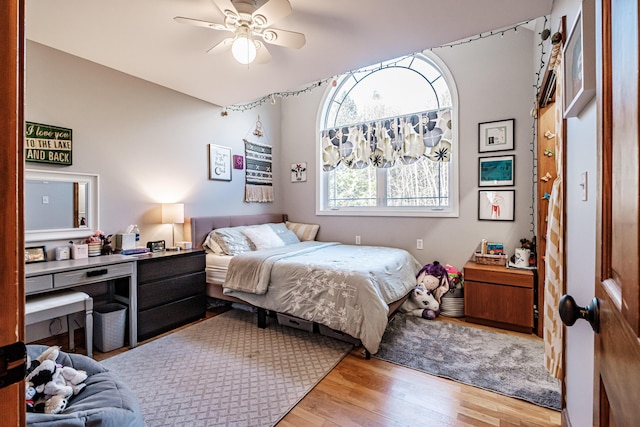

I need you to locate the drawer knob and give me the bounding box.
[559,294,599,333]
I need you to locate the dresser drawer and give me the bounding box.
[54,262,135,288]
[26,274,53,294]
[137,253,205,284]
[138,272,206,310]
[138,295,206,340]
[464,280,534,330]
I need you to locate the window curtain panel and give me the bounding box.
[244,139,274,203]
[320,108,452,171]
[544,45,564,380]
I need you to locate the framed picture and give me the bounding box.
[291,162,307,182]
[209,144,232,181]
[478,190,515,221]
[479,155,515,187]
[563,0,596,118]
[233,155,244,170]
[478,119,514,153]
[25,246,47,263]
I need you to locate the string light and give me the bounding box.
[223,14,550,244]
[529,15,550,238]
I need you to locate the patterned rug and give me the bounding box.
[101,309,352,426]
[374,314,561,410]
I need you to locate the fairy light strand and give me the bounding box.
[530,16,550,239]
[223,16,551,242]
[225,19,536,112]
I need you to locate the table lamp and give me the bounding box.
[161,203,184,249]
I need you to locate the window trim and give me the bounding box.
[315,51,460,218]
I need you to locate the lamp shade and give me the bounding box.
[161,203,184,224]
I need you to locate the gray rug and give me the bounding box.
[375,314,561,410]
[101,309,352,426]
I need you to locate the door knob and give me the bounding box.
[559,294,599,333]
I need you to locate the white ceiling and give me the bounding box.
[26,0,552,107]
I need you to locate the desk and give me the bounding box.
[25,254,138,348]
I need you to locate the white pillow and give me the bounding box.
[212,226,255,255]
[242,224,286,250]
[203,230,224,254]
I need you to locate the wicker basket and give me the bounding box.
[474,252,508,266]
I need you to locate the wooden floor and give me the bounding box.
[35,310,561,427]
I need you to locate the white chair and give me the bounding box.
[26,290,94,357]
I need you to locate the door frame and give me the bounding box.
[0,0,25,425]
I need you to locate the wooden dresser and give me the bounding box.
[463,260,535,334]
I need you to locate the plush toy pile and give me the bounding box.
[400,261,451,320]
[25,346,88,414]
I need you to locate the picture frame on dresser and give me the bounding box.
[478,119,514,153]
[25,246,47,263]
[478,155,514,187]
[478,190,515,221]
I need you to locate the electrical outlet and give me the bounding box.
[417,239,423,250]
[355,235,361,245]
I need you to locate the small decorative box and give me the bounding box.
[71,244,88,259]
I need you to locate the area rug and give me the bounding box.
[101,309,352,426]
[374,314,561,410]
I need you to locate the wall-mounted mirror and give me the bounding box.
[25,169,99,242]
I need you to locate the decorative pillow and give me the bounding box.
[211,226,255,255]
[242,224,286,250]
[202,230,224,254]
[267,223,300,245]
[286,221,320,241]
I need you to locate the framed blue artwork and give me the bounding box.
[478,155,514,187]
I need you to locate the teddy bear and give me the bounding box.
[415,261,450,304]
[400,284,440,319]
[25,346,87,414]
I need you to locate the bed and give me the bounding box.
[184,214,421,355]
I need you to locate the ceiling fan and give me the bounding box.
[174,0,306,65]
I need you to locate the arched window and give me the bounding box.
[317,53,458,217]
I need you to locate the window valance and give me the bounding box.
[320,108,452,171]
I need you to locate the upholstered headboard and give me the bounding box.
[185,214,288,249]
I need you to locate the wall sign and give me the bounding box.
[25,122,73,166]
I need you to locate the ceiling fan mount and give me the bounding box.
[174,0,306,64]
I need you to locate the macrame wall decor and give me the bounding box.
[244,116,274,203]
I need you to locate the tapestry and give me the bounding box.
[244,138,274,202]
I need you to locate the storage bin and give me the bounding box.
[318,324,361,345]
[94,303,127,352]
[276,312,313,332]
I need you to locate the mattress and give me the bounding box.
[205,253,232,286]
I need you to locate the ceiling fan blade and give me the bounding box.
[262,28,305,49]
[255,41,272,64]
[207,38,234,55]
[174,16,229,32]
[211,0,238,17]
[252,0,292,27]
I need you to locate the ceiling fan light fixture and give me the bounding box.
[231,34,257,64]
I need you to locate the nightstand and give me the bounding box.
[463,260,535,334]
[134,249,206,341]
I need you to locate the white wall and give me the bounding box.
[25,41,282,255]
[279,30,536,269]
[548,1,598,426]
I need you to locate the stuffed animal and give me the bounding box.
[400,284,440,319]
[416,261,450,304]
[25,346,87,414]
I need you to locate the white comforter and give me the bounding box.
[223,241,421,354]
